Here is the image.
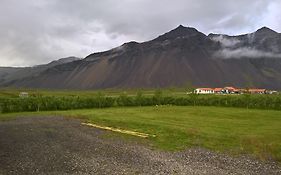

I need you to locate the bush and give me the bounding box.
[0,96,116,113]
[1,94,281,113]
[153,89,163,105]
[117,93,135,106]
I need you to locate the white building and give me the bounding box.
[194,88,214,94]
[19,92,29,98]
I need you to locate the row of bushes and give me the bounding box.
[1,93,281,113]
[0,96,115,113]
[116,93,281,110]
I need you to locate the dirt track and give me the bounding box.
[0,116,280,175]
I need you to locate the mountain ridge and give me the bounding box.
[0,57,80,86]
[1,25,281,90]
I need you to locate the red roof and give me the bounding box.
[214,88,223,92]
[224,87,236,90]
[224,87,241,92]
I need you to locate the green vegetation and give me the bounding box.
[1,89,281,113]
[0,88,168,98]
[1,106,281,161]
[1,88,280,161]
[0,96,115,113]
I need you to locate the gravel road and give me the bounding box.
[0,116,280,175]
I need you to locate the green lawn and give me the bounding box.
[1,106,281,161]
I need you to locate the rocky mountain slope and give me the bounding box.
[0,57,80,86]
[1,26,281,90]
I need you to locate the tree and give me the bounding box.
[96,91,105,108]
[153,89,163,105]
[135,90,144,106]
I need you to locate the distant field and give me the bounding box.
[0,87,279,98]
[1,106,281,162]
[0,88,187,98]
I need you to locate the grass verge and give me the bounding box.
[1,106,281,162]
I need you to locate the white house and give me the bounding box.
[19,92,29,98]
[194,88,214,94]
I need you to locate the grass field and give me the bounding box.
[1,106,281,162]
[0,88,186,98]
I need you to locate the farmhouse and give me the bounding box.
[194,87,274,95]
[248,89,266,94]
[194,88,214,94]
[223,87,240,94]
[19,92,29,98]
[214,88,223,94]
[195,87,240,94]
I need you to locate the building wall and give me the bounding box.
[195,89,214,94]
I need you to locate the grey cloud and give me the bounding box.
[0,0,281,66]
[214,48,281,59]
[211,35,241,48]
[211,33,281,59]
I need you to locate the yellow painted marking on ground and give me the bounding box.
[81,123,156,138]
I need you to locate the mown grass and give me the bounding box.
[1,106,281,162]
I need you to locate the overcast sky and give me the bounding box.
[0,0,281,67]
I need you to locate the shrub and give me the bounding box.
[1,94,281,113]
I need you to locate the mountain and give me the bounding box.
[0,57,80,86]
[209,27,281,56]
[1,26,281,90]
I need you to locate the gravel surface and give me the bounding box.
[0,116,280,175]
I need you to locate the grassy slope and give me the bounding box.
[1,106,281,161]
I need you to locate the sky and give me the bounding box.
[0,0,281,67]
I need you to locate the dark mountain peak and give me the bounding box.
[121,41,139,47]
[154,25,205,41]
[56,56,80,62]
[84,41,140,61]
[170,25,200,36]
[32,56,80,68]
[208,33,218,37]
[115,41,140,52]
[113,41,139,52]
[175,24,185,29]
[255,26,278,35]
[3,25,281,90]
[44,57,80,67]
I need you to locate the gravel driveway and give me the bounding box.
[0,116,280,175]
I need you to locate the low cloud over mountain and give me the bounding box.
[1,0,281,66]
[214,48,281,59]
[210,27,281,59]
[1,25,281,90]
